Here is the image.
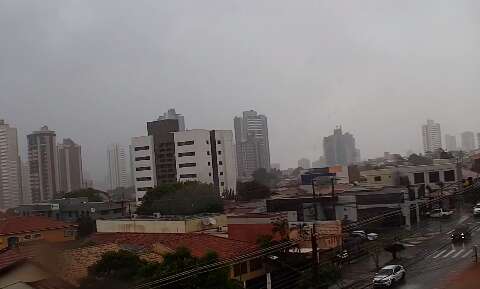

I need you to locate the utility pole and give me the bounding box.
[474,246,478,264]
[311,224,319,285]
[312,179,318,220]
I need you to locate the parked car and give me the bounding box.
[351,230,379,241]
[373,265,406,287]
[429,208,454,218]
[451,225,471,243]
[473,204,480,217]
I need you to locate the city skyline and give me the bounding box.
[2,1,480,186]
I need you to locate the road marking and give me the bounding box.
[433,249,447,258]
[475,227,480,232]
[452,249,465,258]
[443,250,456,258]
[462,250,472,258]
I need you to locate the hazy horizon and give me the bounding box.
[2,0,480,188]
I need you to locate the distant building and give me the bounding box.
[131,135,157,203]
[312,156,326,168]
[174,129,237,196]
[461,131,476,152]
[297,158,311,169]
[0,120,22,209]
[57,138,83,193]
[106,144,129,190]
[445,134,457,151]
[147,118,181,185]
[422,119,442,153]
[157,108,185,131]
[21,161,31,204]
[28,126,58,203]
[323,126,358,166]
[271,163,281,170]
[477,133,480,149]
[234,110,271,179]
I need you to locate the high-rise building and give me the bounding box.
[0,120,22,209]
[461,131,476,152]
[106,144,129,190]
[157,108,185,131]
[21,161,31,204]
[297,158,311,169]
[422,119,442,153]
[174,129,237,196]
[323,126,358,166]
[27,126,58,202]
[234,110,271,179]
[57,138,83,193]
[312,156,326,168]
[445,134,457,151]
[131,136,157,203]
[477,133,480,149]
[147,118,180,185]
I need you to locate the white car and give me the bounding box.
[351,230,379,241]
[373,265,406,287]
[473,204,480,216]
[429,208,454,218]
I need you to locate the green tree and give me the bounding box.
[137,182,223,215]
[77,216,97,238]
[253,168,280,187]
[236,181,271,201]
[64,188,106,202]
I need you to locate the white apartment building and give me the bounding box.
[422,119,442,153]
[0,120,22,209]
[174,129,237,196]
[106,144,129,190]
[131,136,156,203]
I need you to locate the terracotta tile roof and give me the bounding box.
[0,217,77,236]
[88,232,259,260]
[26,278,76,289]
[0,249,27,272]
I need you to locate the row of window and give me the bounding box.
[178,152,195,157]
[138,187,153,191]
[136,166,151,171]
[413,170,455,184]
[136,177,152,181]
[134,146,150,151]
[135,156,150,161]
[178,162,196,168]
[177,140,194,146]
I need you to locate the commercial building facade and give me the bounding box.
[131,135,157,203]
[234,110,271,179]
[422,119,442,153]
[174,129,237,196]
[57,138,83,193]
[27,126,58,203]
[0,120,22,209]
[106,144,129,190]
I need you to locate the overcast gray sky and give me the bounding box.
[1,0,480,188]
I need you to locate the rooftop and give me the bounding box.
[0,216,77,236]
[88,232,258,260]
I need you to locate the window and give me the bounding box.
[178,152,195,157]
[444,170,455,182]
[136,166,151,171]
[207,151,210,156]
[250,258,263,272]
[138,187,152,191]
[209,172,212,176]
[217,140,221,144]
[429,171,440,183]
[374,176,382,182]
[219,161,223,165]
[180,174,197,178]
[220,172,224,176]
[221,182,225,186]
[414,173,425,184]
[178,162,196,168]
[206,140,209,144]
[233,262,248,277]
[135,156,150,161]
[218,151,222,155]
[177,141,194,146]
[136,177,152,181]
[208,162,211,166]
[135,146,149,151]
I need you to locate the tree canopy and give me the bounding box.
[253,168,281,187]
[236,181,271,201]
[81,247,241,289]
[137,182,223,215]
[64,188,106,202]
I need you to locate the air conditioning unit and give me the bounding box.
[153,212,162,219]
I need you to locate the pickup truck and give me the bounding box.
[429,208,454,218]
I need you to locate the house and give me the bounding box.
[0,217,77,250]
[87,232,265,286]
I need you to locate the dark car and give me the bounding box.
[451,226,471,243]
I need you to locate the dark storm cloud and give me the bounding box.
[1,0,480,187]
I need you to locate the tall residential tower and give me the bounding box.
[461,131,476,152]
[57,138,83,193]
[106,144,129,190]
[323,126,358,166]
[0,120,22,209]
[422,119,442,153]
